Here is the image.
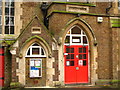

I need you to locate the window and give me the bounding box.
[32,27,41,34]
[0,0,2,34]
[64,25,88,45]
[119,0,120,8]
[26,43,46,78]
[26,43,46,57]
[5,0,14,34]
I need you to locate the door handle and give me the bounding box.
[64,53,68,55]
[76,55,78,58]
[76,67,79,70]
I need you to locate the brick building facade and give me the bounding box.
[0,0,120,87]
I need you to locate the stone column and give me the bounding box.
[112,28,119,81]
[10,48,18,82]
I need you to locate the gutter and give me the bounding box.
[40,2,49,28]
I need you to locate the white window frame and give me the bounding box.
[4,0,14,34]
[25,43,46,57]
[64,25,89,46]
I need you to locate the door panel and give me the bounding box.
[64,45,88,84]
[64,46,76,84]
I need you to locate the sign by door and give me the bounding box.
[78,60,83,66]
[30,59,42,78]
[64,45,88,84]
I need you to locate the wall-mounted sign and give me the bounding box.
[66,61,70,66]
[35,60,41,68]
[29,59,42,78]
[78,60,83,66]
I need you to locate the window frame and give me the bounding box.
[64,25,89,46]
[25,43,46,57]
[4,0,14,34]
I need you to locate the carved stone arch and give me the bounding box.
[20,35,52,57]
[58,17,98,85]
[17,36,52,86]
[59,17,97,46]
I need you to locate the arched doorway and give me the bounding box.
[64,25,89,84]
[25,43,46,86]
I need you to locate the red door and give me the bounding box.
[0,48,4,87]
[64,45,88,84]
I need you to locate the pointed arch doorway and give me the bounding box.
[64,25,89,84]
[25,43,46,86]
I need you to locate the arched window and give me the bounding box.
[26,43,46,57]
[64,25,88,45]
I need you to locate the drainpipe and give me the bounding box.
[106,1,112,14]
[40,2,49,28]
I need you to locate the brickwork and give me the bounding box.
[48,4,66,14]
[6,1,120,87]
[11,55,18,82]
[89,2,109,14]
[18,17,52,54]
[48,2,114,15]
[48,12,112,79]
[52,50,60,81]
[4,47,12,87]
[21,2,44,30]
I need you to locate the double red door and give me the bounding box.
[64,45,88,84]
[0,48,4,87]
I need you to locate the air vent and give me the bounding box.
[32,27,41,34]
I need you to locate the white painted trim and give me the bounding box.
[25,43,46,57]
[64,25,89,46]
[25,55,46,57]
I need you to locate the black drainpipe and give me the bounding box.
[106,1,112,14]
[40,2,49,28]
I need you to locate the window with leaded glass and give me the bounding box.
[5,0,14,34]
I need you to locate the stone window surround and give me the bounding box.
[25,43,46,57]
[31,27,41,34]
